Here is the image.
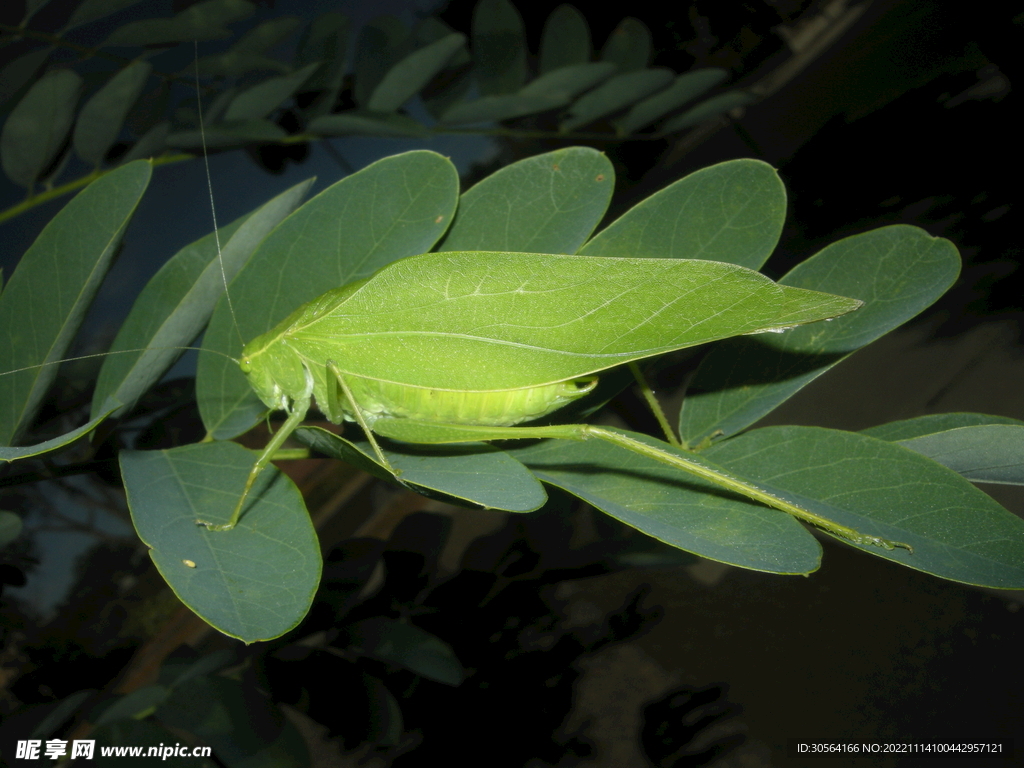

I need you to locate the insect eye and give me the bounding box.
[240,358,253,373]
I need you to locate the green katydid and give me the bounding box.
[204,246,910,552]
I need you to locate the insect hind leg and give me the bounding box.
[326,361,403,480]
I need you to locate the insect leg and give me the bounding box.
[326,361,401,477]
[628,361,681,448]
[196,366,314,532]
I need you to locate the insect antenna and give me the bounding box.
[194,41,244,351]
[0,347,239,378]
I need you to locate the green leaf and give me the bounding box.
[0,161,151,446]
[890,426,1024,486]
[862,413,1024,441]
[0,510,22,548]
[440,93,563,125]
[511,431,821,574]
[121,442,320,642]
[353,15,409,107]
[439,147,613,253]
[274,251,861,394]
[580,158,785,269]
[66,0,146,30]
[539,5,591,74]
[601,17,651,72]
[0,48,51,109]
[29,690,93,739]
[473,0,527,95]
[0,401,117,461]
[345,617,463,685]
[518,61,617,103]
[614,68,729,135]
[93,685,169,726]
[102,0,255,46]
[157,675,308,767]
[166,119,287,149]
[295,426,547,513]
[296,13,349,116]
[307,111,427,137]
[368,33,466,112]
[660,90,755,133]
[1,68,82,188]
[120,120,169,164]
[679,225,961,445]
[704,426,1024,588]
[223,62,319,121]
[560,68,673,132]
[196,151,458,440]
[91,179,312,420]
[73,60,152,166]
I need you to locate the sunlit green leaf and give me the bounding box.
[121,442,320,642]
[440,146,613,253]
[679,226,961,445]
[581,158,785,269]
[705,426,1024,588]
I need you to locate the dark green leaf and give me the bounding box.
[519,61,616,103]
[892,426,1024,485]
[353,15,409,107]
[614,68,728,134]
[120,120,169,164]
[223,62,319,121]
[601,17,651,71]
[121,442,320,642]
[166,119,287,149]
[862,413,1024,441]
[679,226,961,445]
[440,146,613,253]
[440,92,564,124]
[473,0,527,95]
[0,161,150,445]
[93,685,169,726]
[307,111,427,137]
[560,68,673,132]
[345,617,463,685]
[511,431,821,574]
[0,401,117,461]
[705,426,1024,588]
[29,690,93,739]
[73,60,152,166]
[295,12,349,110]
[296,426,547,513]
[1,68,82,187]
[102,0,255,46]
[660,90,754,133]
[0,510,22,548]
[66,0,145,29]
[196,151,458,439]
[580,158,785,269]
[368,33,465,112]
[0,48,51,108]
[539,5,591,74]
[91,179,311,420]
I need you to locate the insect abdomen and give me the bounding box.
[345,376,599,427]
